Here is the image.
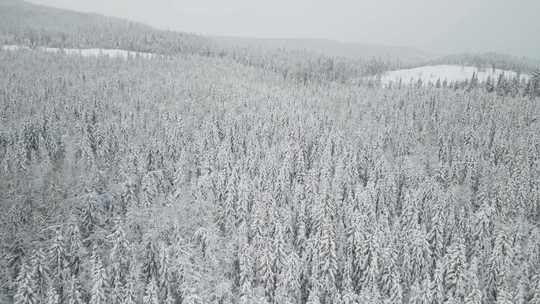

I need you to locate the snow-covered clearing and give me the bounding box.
[1,44,158,59]
[372,65,530,86]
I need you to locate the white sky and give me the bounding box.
[28,0,540,58]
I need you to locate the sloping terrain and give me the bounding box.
[0,0,215,54]
[1,3,540,304]
[2,44,158,59]
[1,47,540,304]
[0,0,374,82]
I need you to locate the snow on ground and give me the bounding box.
[2,46,531,86]
[372,65,531,86]
[2,45,32,51]
[1,45,158,59]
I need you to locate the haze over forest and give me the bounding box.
[27,0,540,59]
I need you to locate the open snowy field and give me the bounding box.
[374,64,531,86]
[1,44,158,59]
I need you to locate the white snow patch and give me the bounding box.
[371,65,530,86]
[1,45,159,59]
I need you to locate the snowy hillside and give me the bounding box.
[1,44,158,59]
[373,64,530,86]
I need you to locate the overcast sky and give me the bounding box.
[28,0,540,58]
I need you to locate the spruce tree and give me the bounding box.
[67,223,85,276]
[444,237,466,301]
[90,253,108,304]
[14,260,36,304]
[49,229,67,282]
[65,275,84,304]
[386,271,402,304]
[143,279,159,304]
[31,248,50,302]
[122,266,139,304]
[45,287,59,304]
[464,258,482,304]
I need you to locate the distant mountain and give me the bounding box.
[2,0,536,79]
[0,0,215,54]
[213,36,436,66]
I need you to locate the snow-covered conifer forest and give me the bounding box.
[1,1,540,304]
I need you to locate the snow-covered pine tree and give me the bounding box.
[49,228,67,283]
[238,244,254,304]
[514,277,528,304]
[408,279,422,304]
[318,216,337,299]
[90,253,109,304]
[468,72,479,91]
[142,238,160,283]
[122,265,139,304]
[183,292,204,304]
[143,279,159,304]
[66,223,85,276]
[530,274,540,304]
[429,210,445,260]
[45,287,59,304]
[495,284,513,304]
[464,258,482,304]
[275,252,301,304]
[158,243,176,302]
[272,221,288,275]
[486,76,494,92]
[306,280,321,304]
[64,275,84,304]
[408,228,431,281]
[420,276,434,304]
[257,241,275,303]
[108,220,130,279]
[14,259,36,304]
[79,193,103,238]
[341,265,358,304]
[30,248,50,302]
[386,270,402,304]
[531,69,540,97]
[444,237,466,301]
[433,259,446,304]
[108,221,131,304]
